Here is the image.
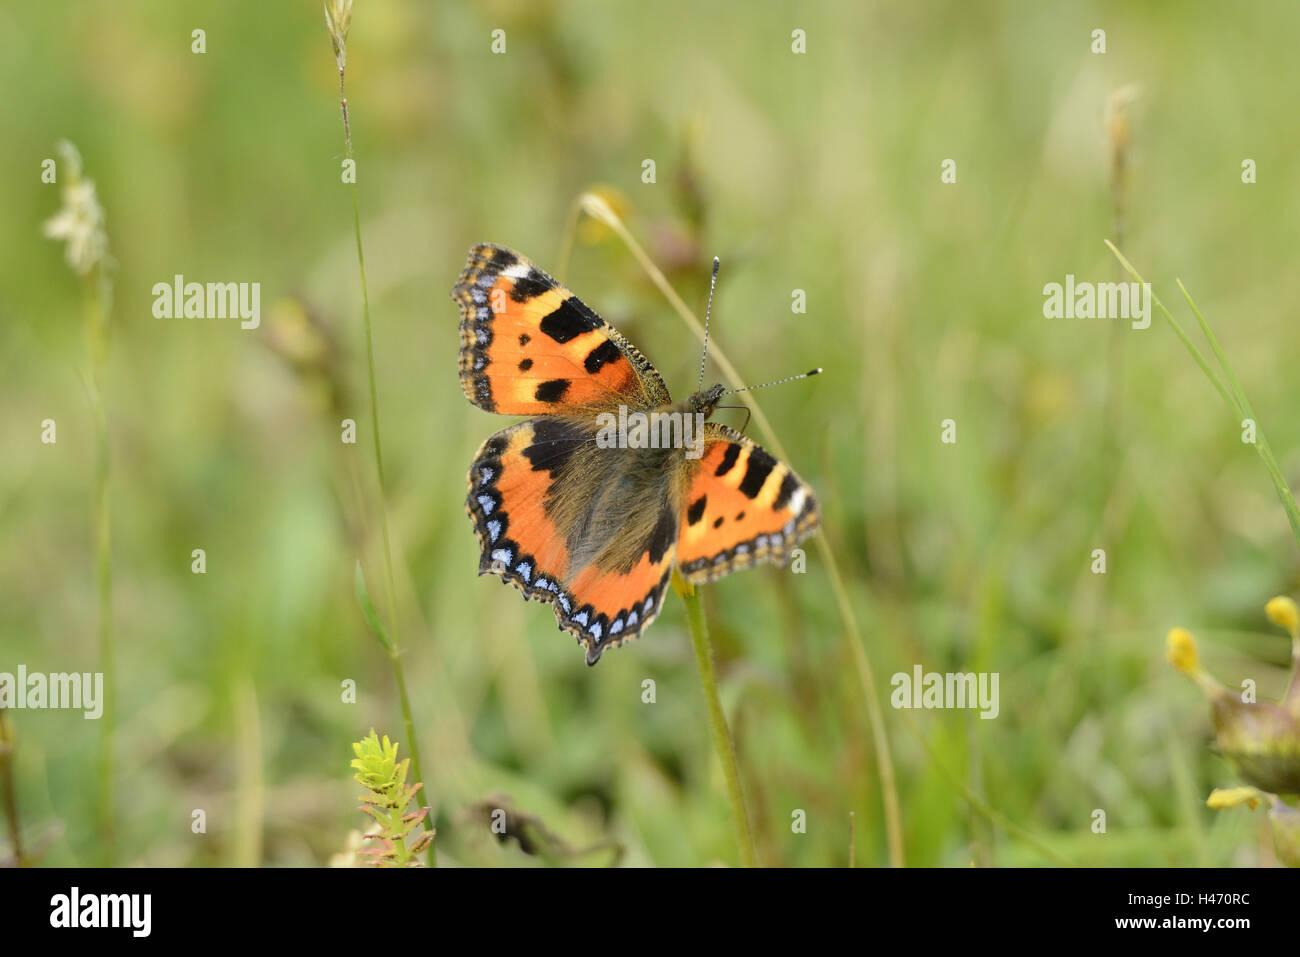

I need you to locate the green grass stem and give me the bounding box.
[335,46,435,868]
[680,582,757,866]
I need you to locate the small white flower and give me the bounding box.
[43,141,108,276]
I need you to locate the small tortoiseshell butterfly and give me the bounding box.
[453,244,820,665]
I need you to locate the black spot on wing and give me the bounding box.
[715,443,741,477]
[583,339,622,374]
[518,358,533,371]
[738,448,777,499]
[647,503,677,564]
[510,268,552,302]
[534,378,570,402]
[488,247,518,272]
[713,516,724,529]
[539,297,603,343]
[686,495,707,526]
[519,333,531,346]
[773,472,799,511]
[522,419,587,478]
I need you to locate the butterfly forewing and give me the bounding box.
[453,244,669,415]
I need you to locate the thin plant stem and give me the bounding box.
[1105,242,1300,551]
[1105,242,1234,409]
[562,194,905,865]
[43,141,115,866]
[679,581,757,867]
[1101,94,1129,486]
[335,50,435,867]
[556,197,582,281]
[1175,277,1300,549]
[818,535,905,866]
[86,270,115,867]
[0,706,24,866]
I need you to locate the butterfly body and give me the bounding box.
[454,244,819,665]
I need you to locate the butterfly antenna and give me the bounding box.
[697,256,721,393]
[722,367,823,397]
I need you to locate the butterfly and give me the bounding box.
[453,244,820,665]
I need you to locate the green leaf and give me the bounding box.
[354,561,394,653]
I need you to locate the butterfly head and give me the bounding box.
[686,383,727,419]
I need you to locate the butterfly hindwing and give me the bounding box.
[467,416,678,665]
[453,244,670,416]
[560,536,676,666]
[467,419,580,602]
[677,423,820,583]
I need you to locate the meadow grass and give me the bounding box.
[326,0,435,866]
[6,0,1300,869]
[1107,243,1300,552]
[40,140,117,865]
[86,270,115,867]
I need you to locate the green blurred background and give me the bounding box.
[3,0,1300,867]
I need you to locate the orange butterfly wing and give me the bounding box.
[467,420,577,599]
[561,548,676,665]
[467,418,677,665]
[677,424,820,583]
[453,244,669,415]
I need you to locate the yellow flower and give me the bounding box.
[1266,596,1300,713]
[1165,627,1200,675]
[1166,622,1300,793]
[1266,596,1299,640]
[1165,627,1223,697]
[1206,786,1265,811]
[1206,786,1300,867]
